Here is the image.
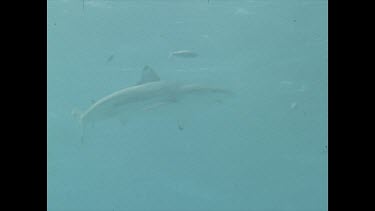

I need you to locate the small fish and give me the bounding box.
[169,50,198,59]
[178,123,184,131]
[106,55,114,64]
[177,119,185,131]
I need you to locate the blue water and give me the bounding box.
[47,0,328,210]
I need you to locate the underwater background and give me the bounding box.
[47,0,328,210]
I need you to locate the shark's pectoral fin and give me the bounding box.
[143,96,179,111]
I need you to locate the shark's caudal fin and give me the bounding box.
[136,65,161,85]
[72,108,86,143]
[72,108,83,125]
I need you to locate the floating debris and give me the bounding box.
[290,102,297,109]
[169,50,198,59]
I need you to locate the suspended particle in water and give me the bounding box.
[280,80,293,87]
[297,85,306,92]
[290,102,297,109]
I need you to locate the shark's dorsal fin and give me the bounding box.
[137,65,160,85]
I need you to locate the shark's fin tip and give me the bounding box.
[136,65,160,85]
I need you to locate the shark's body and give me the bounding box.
[74,66,233,129]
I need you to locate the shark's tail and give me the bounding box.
[72,108,86,143]
[72,108,83,125]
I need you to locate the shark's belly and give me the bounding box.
[83,82,180,122]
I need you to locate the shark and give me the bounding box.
[73,65,233,140]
